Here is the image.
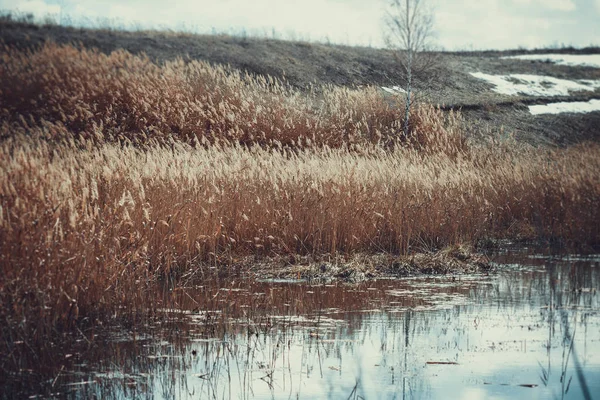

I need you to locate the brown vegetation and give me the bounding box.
[2,136,599,347]
[4,17,600,146]
[1,43,599,357]
[0,42,465,154]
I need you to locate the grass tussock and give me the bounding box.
[1,42,599,355]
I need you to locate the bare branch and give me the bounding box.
[383,0,438,139]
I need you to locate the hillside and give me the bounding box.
[1,17,600,145]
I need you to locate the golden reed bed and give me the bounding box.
[1,43,599,350]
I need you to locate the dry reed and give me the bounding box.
[1,42,599,354]
[0,42,466,154]
[1,137,599,346]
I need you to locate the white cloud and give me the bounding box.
[0,0,60,16]
[546,0,576,11]
[435,2,546,49]
[512,0,576,11]
[0,0,596,50]
[432,0,587,49]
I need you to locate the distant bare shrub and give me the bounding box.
[384,0,440,139]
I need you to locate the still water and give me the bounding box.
[15,251,600,399]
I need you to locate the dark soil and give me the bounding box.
[1,18,599,146]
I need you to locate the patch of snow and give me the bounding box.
[470,72,600,96]
[382,86,407,95]
[503,54,600,68]
[529,99,600,115]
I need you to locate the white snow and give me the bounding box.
[529,99,600,115]
[381,86,407,95]
[470,72,600,96]
[502,54,600,68]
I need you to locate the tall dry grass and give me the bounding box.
[0,42,466,154]
[1,136,599,347]
[1,42,599,354]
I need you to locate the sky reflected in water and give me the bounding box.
[10,252,600,399]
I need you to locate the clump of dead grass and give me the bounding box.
[245,246,490,282]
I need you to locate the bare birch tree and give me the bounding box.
[384,0,436,139]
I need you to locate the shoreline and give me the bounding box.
[206,248,494,283]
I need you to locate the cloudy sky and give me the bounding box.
[2,0,599,50]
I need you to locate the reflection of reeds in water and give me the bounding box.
[537,261,594,400]
[0,277,477,398]
[3,258,598,399]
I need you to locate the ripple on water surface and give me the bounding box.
[9,251,600,399]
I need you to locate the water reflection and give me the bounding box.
[6,252,600,399]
